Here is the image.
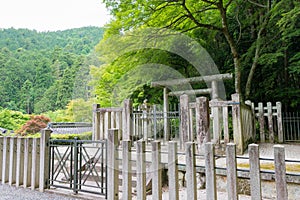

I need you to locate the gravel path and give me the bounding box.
[0,184,82,200]
[130,188,260,200]
[0,183,273,200]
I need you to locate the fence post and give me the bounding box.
[92,104,101,141]
[186,142,197,200]
[249,101,257,142]
[31,138,40,190]
[153,105,157,141]
[9,137,17,185]
[122,140,132,200]
[99,110,105,140]
[107,129,119,200]
[267,102,274,143]
[196,97,210,154]
[226,143,238,200]
[249,144,262,200]
[232,93,244,154]
[258,103,265,142]
[39,129,51,192]
[23,138,32,188]
[205,142,217,200]
[274,145,288,200]
[123,99,132,141]
[223,106,229,143]
[16,137,24,187]
[116,111,122,141]
[2,137,10,184]
[105,112,111,139]
[0,137,3,181]
[276,102,284,143]
[164,87,170,142]
[168,141,179,200]
[136,140,146,200]
[180,94,190,149]
[152,141,162,200]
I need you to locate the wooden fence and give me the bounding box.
[252,102,283,143]
[93,93,256,155]
[107,129,289,200]
[0,129,51,192]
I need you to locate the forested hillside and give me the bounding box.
[0,27,104,114]
[92,0,299,111]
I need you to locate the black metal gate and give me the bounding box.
[49,139,107,197]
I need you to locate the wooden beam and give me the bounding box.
[151,73,233,87]
[168,88,212,96]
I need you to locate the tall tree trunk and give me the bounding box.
[245,37,261,99]
[218,2,241,95]
[245,12,269,99]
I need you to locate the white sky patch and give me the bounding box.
[0,0,111,31]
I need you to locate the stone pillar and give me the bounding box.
[185,142,197,200]
[2,137,10,184]
[107,129,119,200]
[9,137,17,185]
[205,142,217,200]
[31,138,40,190]
[122,140,132,200]
[168,141,179,200]
[276,102,283,143]
[163,88,170,142]
[226,143,238,200]
[39,129,51,192]
[232,93,244,154]
[122,99,132,141]
[152,141,162,200]
[16,137,24,187]
[180,95,190,149]
[274,145,288,200]
[92,104,100,141]
[23,138,32,188]
[136,140,146,200]
[249,144,262,200]
[0,137,3,181]
[196,97,210,154]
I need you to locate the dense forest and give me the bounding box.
[0,0,299,132]
[0,27,104,114]
[90,0,299,111]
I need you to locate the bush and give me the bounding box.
[50,132,92,140]
[43,99,93,123]
[0,109,30,130]
[16,115,51,136]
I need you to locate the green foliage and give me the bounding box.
[0,27,104,113]
[0,109,30,130]
[16,115,51,136]
[98,0,300,110]
[50,132,92,140]
[43,98,93,122]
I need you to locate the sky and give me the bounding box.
[0,0,111,32]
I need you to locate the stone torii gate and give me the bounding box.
[151,73,233,143]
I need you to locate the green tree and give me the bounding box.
[99,0,299,109]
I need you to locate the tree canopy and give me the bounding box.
[0,27,104,113]
[93,0,300,110]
